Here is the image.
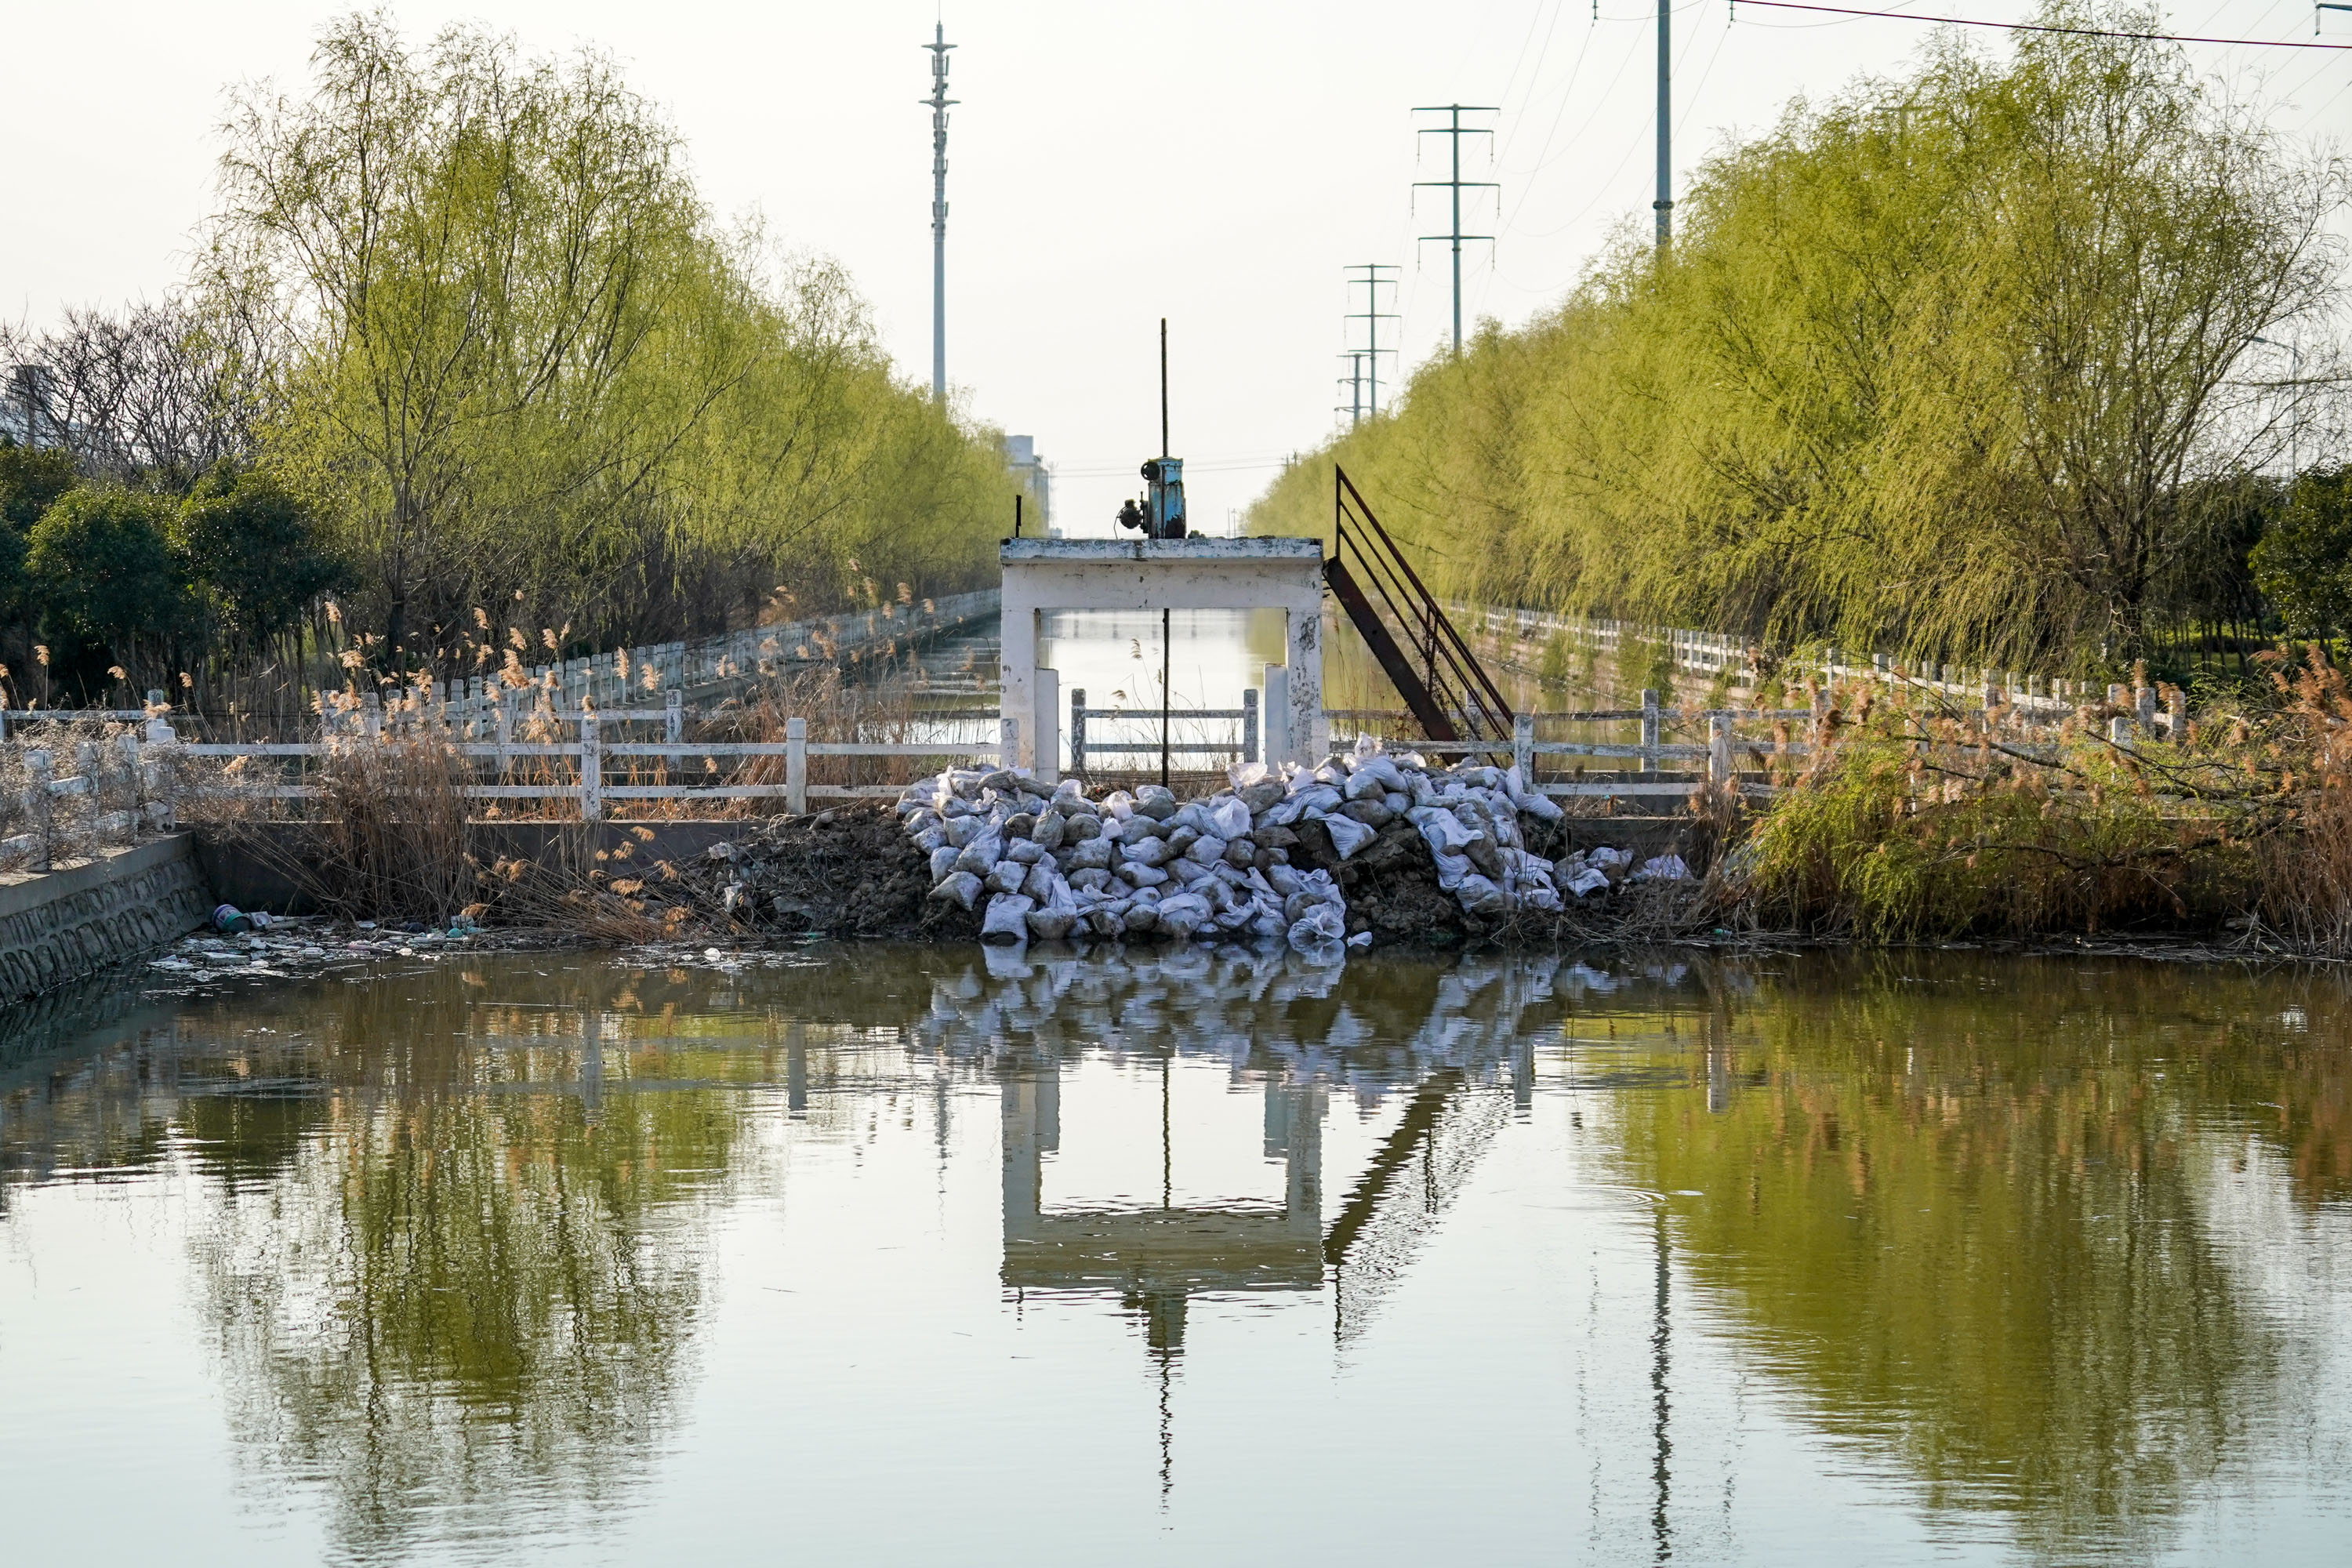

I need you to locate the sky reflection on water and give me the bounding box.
[0,946,2347,1565]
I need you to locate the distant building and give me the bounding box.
[2,365,58,448]
[1007,434,1052,536]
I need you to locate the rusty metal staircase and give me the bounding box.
[1327,466,1513,743]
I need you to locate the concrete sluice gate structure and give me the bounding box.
[998,537,1328,772]
[902,945,1692,1353]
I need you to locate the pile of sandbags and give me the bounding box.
[896,738,1647,956]
[900,764,1355,957]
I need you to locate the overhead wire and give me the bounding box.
[1726,1,2350,49]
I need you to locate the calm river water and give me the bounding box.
[1,946,2346,1565]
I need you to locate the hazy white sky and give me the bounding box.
[4,2,2344,534]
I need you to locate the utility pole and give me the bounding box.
[1343,264,1399,418]
[923,24,956,405]
[1653,0,1672,249]
[1413,105,1497,358]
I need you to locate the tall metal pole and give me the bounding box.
[1653,0,1672,249]
[924,25,956,405]
[1344,263,1399,417]
[1161,316,1171,786]
[1414,106,1497,357]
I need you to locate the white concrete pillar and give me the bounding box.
[1034,666,1060,780]
[1287,608,1326,764]
[1262,664,1290,767]
[1000,597,1039,771]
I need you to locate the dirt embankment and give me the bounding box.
[661,803,1691,949]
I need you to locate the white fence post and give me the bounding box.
[1512,711,1534,784]
[1640,689,1660,774]
[1708,712,1732,786]
[24,750,53,871]
[578,712,603,822]
[665,688,684,744]
[1243,688,1260,765]
[1069,688,1088,777]
[786,716,808,815]
[999,716,1019,772]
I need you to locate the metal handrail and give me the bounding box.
[1333,467,1513,739]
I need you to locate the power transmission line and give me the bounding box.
[922,24,956,405]
[1343,264,1400,419]
[1730,0,2352,47]
[1413,105,1499,357]
[1337,351,1369,428]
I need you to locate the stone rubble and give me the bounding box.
[896,739,1682,959]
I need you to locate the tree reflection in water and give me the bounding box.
[1,943,2343,1563]
[1600,952,2352,1562]
[180,966,743,1561]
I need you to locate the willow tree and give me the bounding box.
[205,15,1007,672]
[1252,5,2346,671]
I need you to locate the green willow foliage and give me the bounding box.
[206,16,1019,669]
[1254,11,2345,669]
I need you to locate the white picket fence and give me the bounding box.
[1465,602,2181,721]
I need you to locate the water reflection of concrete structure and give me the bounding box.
[1001,1069,1326,1355]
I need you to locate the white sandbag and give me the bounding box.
[1347,931,1373,948]
[1429,847,1472,891]
[1289,903,1346,945]
[1005,839,1047,866]
[1066,837,1114,871]
[981,893,1035,943]
[1323,815,1375,858]
[912,826,947,855]
[930,870,984,910]
[1067,867,1115,895]
[1344,754,1406,798]
[943,815,985,848]
[1223,837,1257,867]
[1251,909,1290,941]
[1183,833,1229,866]
[1265,863,1305,897]
[1565,866,1611,898]
[986,859,1028,895]
[1102,789,1136,820]
[927,845,960,884]
[1021,861,1058,902]
[1118,862,1171,887]
[1133,785,1180,821]
[1123,901,1162,933]
[1064,813,1102,843]
[1025,881,1080,940]
[1156,891,1214,938]
[953,829,1002,875]
[1124,834,1178,867]
[1087,908,1127,939]
[1207,797,1251,840]
[1504,764,1564,822]
[1455,873,1511,915]
[1416,813,1473,858]
[1589,846,1632,872]
[1032,811,1067,850]
[1635,854,1691,882]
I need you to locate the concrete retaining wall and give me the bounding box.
[0,837,212,1005]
